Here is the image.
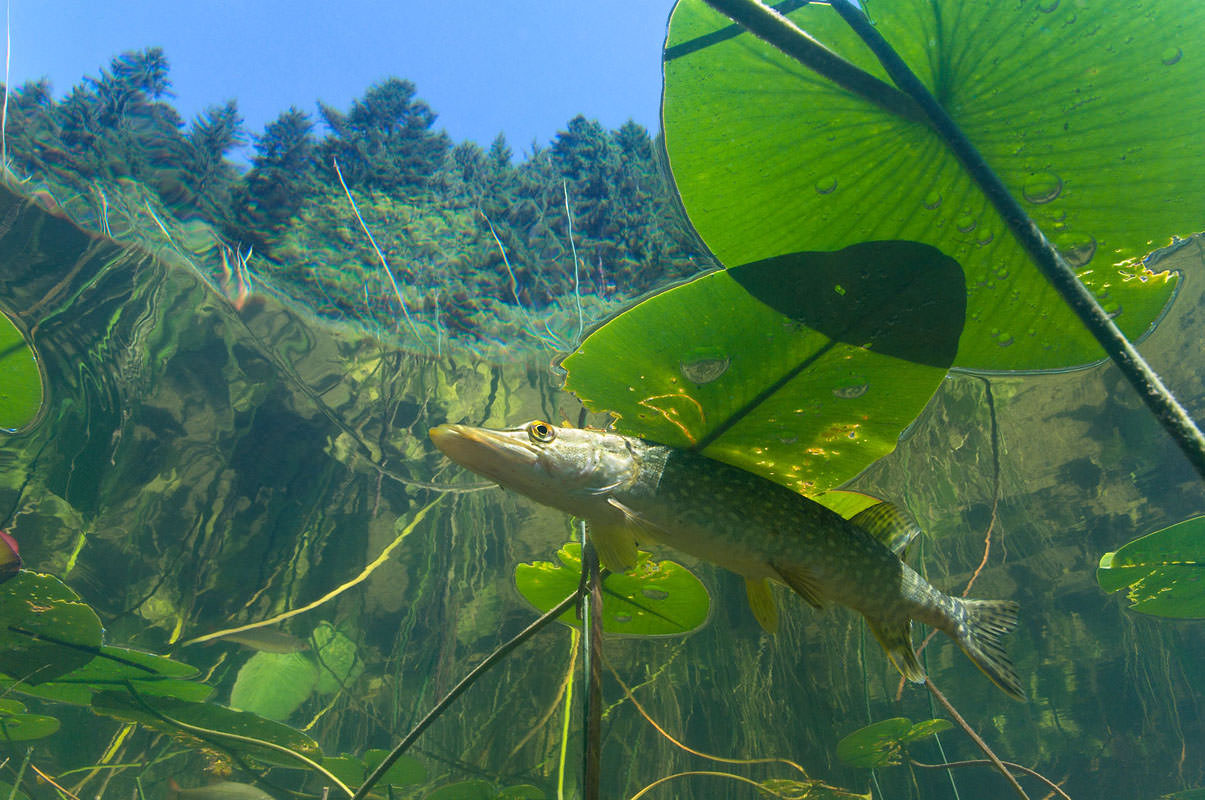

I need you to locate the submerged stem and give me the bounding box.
[925,679,1031,800]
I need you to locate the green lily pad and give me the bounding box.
[1098,515,1205,618]
[312,622,363,695]
[0,707,59,741]
[836,717,952,768]
[91,691,323,768]
[662,0,1199,371]
[0,310,42,433]
[229,651,318,721]
[2,644,210,705]
[424,781,497,800]
[0,571,104,683]
[515,543,710,636]
[562,243,963,495]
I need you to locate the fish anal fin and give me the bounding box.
[771,561,826,610]
[745,577,779,634]
[586,521,638,573]
[866,616,926,684]
[850,502,922,557]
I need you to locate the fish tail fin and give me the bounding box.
[866,617,926,684]
[956,598,1026,701]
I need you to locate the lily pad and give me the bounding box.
[1098,516,1205,618]
[515,543,710,636]
[0,310,42,433]
[2,644,210,705]
[91,691,323,768]
[836,717,953,768]
[562,243,963,495]
[229,651,318,721]
[662,0,1199,370]
[312,622,363,695]
[0,571,104,683]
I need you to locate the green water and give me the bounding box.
[2,180,1204,799]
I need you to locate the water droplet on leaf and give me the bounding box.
[956,215,977,233]
[1022,172,1063,204]
[923,191,942,210]
[680,348,731,384]
[1056,232,1097,267]
[1162,46,1183,66]
[814,176,838,194]
[832,380,869,399]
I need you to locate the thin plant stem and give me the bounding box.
[354,587,584,800]
[556,628,579,800]
[926,679,1031,800]
[824,0,1205,480]
[562,181,584,344]
[912,759,1072,800]
[580,524,603,800]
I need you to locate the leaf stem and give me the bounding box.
[696,0,927,124]
[353,587,584,800]
[925,679,1031,800]
[824,0,1205,481]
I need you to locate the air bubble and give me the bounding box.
[1036,0,1058,11]
[814,176,838,194]
[1022,172,1063,204]
[641,588,669,600]
[832,381,869,399]
[1056,232,1097,267]
[680,348,730,384]
[976,228,995,246]
[923,191,942,210]
[956,215,977,233]
[1162,47,1183,66]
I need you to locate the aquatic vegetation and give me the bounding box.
[836,717,953,768]
[0,309,42,432]
[1098,515,1205,618]
[515,543,710,636]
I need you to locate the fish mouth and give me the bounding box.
[429,424,539,482]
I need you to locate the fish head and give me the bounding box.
[429,420,639,518]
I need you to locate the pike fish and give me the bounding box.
[430,420,1025,700]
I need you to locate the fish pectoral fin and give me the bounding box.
[745,577,779,634]
[770,561,826,610]
[586,521,639,573]
[866,616,926,684]
[605,498,662,545]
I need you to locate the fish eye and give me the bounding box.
[527,420,556,443]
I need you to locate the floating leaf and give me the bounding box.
[229,651,318,721]
[91,691,323,768]
[1098,516,1205,618]
[562,243,963,496]
[424,781,496,800]
[0,571,103,683]
[662,0,1198,370]
[312,622,363,695]
[837,717,951,768]
[0,311,42,432]
[2,644,209,705]
[515,543,710,636]
[0,708,59,741]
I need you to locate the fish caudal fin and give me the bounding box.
[957,599,1026,701]
[866,617,926,684]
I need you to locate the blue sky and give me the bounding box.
[9,1,677,160]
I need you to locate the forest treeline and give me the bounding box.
[3,47,709,354]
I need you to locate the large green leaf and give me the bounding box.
[1,644,210,705]
[0,310,42,432]
[92,691,323,767]
[0,697,59,741]
[515,543,710,637]
[312,622,363,695]
[836,717,953,768]
[1098,516,1205,618]
[562,242,963,495]
[662,0,1199,370]
[0,571,103,683]
[229,651,318,721]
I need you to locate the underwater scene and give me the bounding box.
[2,1,1205,799]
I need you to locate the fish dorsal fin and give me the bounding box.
[745,577,779,634]
[586,521,638,573]
[850,502,921,556]
[866,616,926,684]
[771,561,826,610]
